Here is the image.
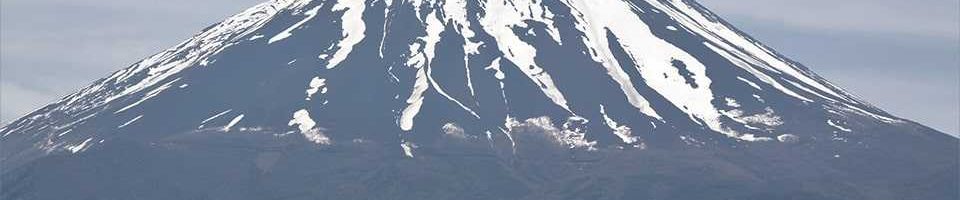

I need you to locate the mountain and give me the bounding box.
[1,0,956,199]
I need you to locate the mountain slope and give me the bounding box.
[1,0,956,199]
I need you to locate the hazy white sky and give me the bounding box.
[1,0,957,135]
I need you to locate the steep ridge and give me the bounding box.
[1,0,956,199]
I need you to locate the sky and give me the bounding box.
[1,0,957,135]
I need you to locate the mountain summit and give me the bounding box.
[2,0,957,199]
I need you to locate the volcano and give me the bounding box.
[1,0,957,199]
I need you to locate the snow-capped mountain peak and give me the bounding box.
[0,0,932,167]
[3,1,956,199]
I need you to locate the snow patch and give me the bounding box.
[739,134,774,142]
[777,134,800,143]
[269,5,323,44]
[564,0,663,119]
[440,0,484,96]
[305,77,327,100]
[724,97,741,108]
[650,0,852,103]
[401,141,418,158]
[302,128,331,145]
[565,0,734,138]
[442,123,470,139]
[199,109,232,129]
[288,109,330,145]
[289,109,316,133]
[740,108,784,127]
[505,116,598,150]
[115,78,181,114]
[703,42,812,102]
[65,138,94,154]
[118,115,143,129]
[485,57,506,80]
[680,135,705,147]
[723,107,784,129]
[481,0,574,113]
[57,129,73,137]
[398,10,442,131]
[324,0,367,69]
[827,119,852,132]
[833,105,900,123]
[737,77,762,90]
[600,105,641,145]
[485,58,510,106]
[91,0,296,111]
[400,9,480,131]
[223,114,245,132]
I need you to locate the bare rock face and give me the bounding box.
[1,0,956,199]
